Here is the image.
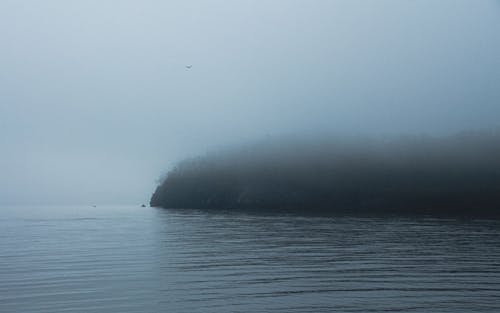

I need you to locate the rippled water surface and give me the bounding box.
[1,205,499,312]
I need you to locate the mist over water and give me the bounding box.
[1,2,500,311]
[1,0,500,204]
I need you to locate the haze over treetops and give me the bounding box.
[151,132,500,216]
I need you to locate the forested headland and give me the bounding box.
[150,132,500,216]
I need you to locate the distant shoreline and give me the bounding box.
[151,132,500,217]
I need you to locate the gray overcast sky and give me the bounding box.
[1,0,499,205]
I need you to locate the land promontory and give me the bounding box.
[151,132,500,216]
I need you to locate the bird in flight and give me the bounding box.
[185,65,192,69]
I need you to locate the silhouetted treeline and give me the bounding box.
[150,132,500,216]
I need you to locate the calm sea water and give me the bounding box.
[1,205,499,312]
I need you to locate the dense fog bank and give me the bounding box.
[150,132,500,216]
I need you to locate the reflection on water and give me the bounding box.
[1,205,499,312]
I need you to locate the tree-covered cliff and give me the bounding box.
[151,132,500,216]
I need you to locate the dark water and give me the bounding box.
[1,205,500,312]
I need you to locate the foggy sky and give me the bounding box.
[1,0,499,205]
